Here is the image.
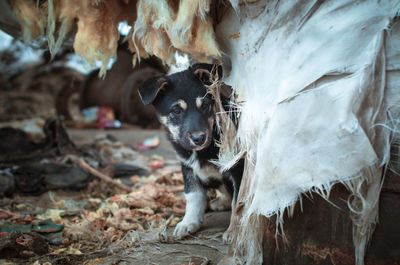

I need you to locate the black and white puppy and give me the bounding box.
[138,64,243,238]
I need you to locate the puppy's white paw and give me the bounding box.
[210,195,231,211]
[173,219,201,238]
[222,229,233,243]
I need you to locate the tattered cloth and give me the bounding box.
[216,1,400,264]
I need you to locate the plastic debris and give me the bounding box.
[96,106,121,129]
[136,136,160,150]
[149,161,164,169]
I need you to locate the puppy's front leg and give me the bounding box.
[222,160,244,243]
[173,164,207,238]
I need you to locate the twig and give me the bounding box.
[168,186,184,193]
[174,240,225,253]
[156,233,225,253]
[79,159,133,192]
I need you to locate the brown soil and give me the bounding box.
[0,128,230,265]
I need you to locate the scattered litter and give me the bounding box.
[0,118,80,167]
[81,107,98,123]
[37,210,65,224]
[0,218,64,241]
[149,155,165,170]
[49,247,83,255]
[96,106,121,129]
[79,159,133,192]
[13,162,89,194]
[149,161,164,169]
[136,136,160,150]
[81,106,122,129]
[0,117,45,137]
[31,219,64,233]
[0,115,226,264]
[0,232,49,258]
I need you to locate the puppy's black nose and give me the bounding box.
[189,131,206,146]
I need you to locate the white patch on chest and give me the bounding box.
[178,151,222,183]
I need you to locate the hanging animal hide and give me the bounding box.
[6,0,221,75]
[216,1,400,264]
[10,0,45,42]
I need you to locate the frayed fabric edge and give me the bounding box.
[226,160,385,265]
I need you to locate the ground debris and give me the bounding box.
[0,231,49,259]
[0,38,228,264]
[79,159,133,192]
[0,118,229,264]
[0,119,151,195]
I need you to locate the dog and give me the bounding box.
[138,63,243,238]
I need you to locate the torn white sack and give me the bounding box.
[216,0,400,264]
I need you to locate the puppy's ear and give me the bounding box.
[138,76,168,105]
[191,63,223,85]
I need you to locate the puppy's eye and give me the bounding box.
[171,105,183,115]
[202,100,213,112]
[202,103,211,111]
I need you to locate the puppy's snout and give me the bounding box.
[189,131,206,146]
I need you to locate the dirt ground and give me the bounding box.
[0,39,230,265]
[0,128,230,265]
[69,128,230,264]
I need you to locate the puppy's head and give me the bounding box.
[138,64,222,151]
